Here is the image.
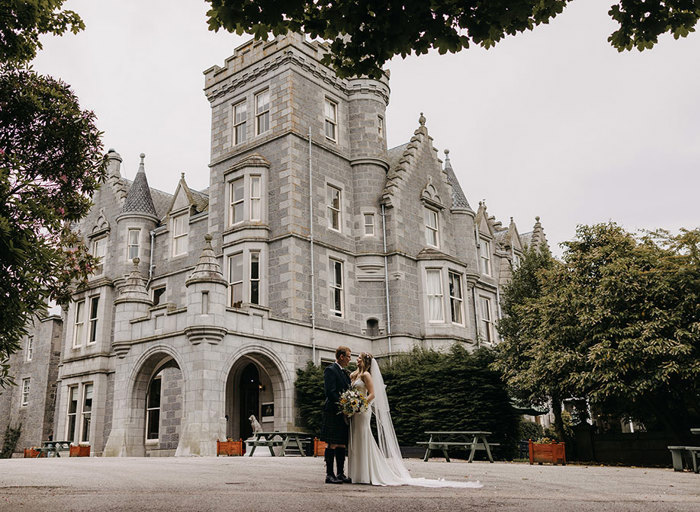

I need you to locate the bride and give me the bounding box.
[347,352,482,488]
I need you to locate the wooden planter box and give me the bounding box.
[24,448,43,458]
[217,439,243,456]
[313,438,328,457]
[529,440,566,465]
[69,444,91,457]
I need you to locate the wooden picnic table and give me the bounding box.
[247,431,312,457]
[37,440,71,457]
[417,431,499,463]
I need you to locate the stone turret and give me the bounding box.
[116,153,158,276]
[113,258,152,358]
[184,234,227,345]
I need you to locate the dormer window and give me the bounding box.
[172,213,188,256]
[91,236,107,275]
[480,239,491,276]
[424,207,439,248]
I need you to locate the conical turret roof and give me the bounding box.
[122,153,157,216]
[186,234,227,286]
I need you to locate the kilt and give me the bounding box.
[320,408,348,445]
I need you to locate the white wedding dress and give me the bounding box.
[347,360,482,488]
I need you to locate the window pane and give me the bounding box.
[230,253,243,282]
[427,270,443,322]
[153,287,166,306]
[234,102,247,124]
[250,253,259,279]
[148,378,161,409]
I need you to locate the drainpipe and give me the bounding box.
[381,204,392,362]
[472,285,480,349]
[308,127,316,364]
[146,229,156,287]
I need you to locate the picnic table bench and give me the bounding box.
[247,431,312,457]
[668,429,700,473]
[36,440,71,457]
[417,431,499,463]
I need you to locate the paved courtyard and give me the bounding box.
[1,456,699,511]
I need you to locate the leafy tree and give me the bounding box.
[493,244,576,440]
[495,223,700,442]
[0,0,84,65]
[1,2,103,388]
[205,0,700,78]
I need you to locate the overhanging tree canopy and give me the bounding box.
[205,0,700,78]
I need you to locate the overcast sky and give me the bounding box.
[32,0,699,255]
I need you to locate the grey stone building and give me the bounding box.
[1,33,546,457]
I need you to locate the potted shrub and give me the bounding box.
[529,438,566,465]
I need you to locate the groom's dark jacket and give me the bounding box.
[324,362,351,413]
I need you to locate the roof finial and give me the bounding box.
[444,148,450,159]
[535,216,540,222]
[181,172,185,180]
[138,153,145,173]
[510,216,514,223]
[419,112,426,126]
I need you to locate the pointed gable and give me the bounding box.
[167,172,209,218]
[475,201,494,238]
[382,113,448,208]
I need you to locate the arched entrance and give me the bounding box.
[130,352,183,456]
[225,353,286,441]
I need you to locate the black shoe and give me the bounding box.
[325,475,342,484]
[337,474,352,484]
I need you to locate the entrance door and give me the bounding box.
[239,363,260,440]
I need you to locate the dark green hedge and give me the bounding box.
[295,345,519,458]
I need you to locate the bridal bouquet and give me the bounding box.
[338,388,370,417]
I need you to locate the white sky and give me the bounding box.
[32,0,699,255]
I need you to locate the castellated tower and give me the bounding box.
[203,33,394,344]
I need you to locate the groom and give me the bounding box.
[320,346,352,484]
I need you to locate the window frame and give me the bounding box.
[80,383,93,443]
[127,228,140,261]
[233,100,247,145]
[448,271,464,326]
[73,300,85,349]
[152,286,166,307]
[424,207,439,248]
[66,385,79,443]
[250,175,262,221]
[145,374,162,442]
[378,115,384,138]
[21,377,30,406]
[426,268,445,323]
[329,258,344,318]
[363,213,375,237]
[91,236,107,275]
[327,184,342,232]
[228,252,244,308]
[480,239,492,276]
[26,336,33,362]
[324,98,338,142]
[87,296,99,345]
[171,213,188,257]
[255,89,270,136]
[249,251,260,305]
[229,177,245,226]
[479,296,493,343]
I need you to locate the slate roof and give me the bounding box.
[122,158,157,216]
[443,152,472,211]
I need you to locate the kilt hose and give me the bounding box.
[320,408,348,445]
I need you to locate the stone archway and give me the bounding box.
[225,351,289,441]
[127,351,183,456]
